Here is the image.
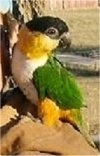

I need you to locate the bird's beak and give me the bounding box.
[57,32,71,51]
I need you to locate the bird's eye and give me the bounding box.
[45,27,59,38]
[46,28,56,34]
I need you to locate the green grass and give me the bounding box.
[45,9,99,53]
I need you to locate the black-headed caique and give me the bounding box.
[11,16,95,147]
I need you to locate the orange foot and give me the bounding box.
[59,109,77,127]
[38,98,60,126]
[38,98,76,127]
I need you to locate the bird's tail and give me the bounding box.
[71,109,96,148]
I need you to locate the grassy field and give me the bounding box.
[45,9,99,53]
[45,9,100,134]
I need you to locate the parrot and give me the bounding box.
[11,16,95,147]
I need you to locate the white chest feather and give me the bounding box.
[12,46,48,105]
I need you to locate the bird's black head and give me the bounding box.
[26,16,71,51]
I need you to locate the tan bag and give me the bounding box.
[0,89,98,155]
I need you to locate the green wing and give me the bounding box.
[33,56,84,109]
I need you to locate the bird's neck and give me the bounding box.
[17,26,54,59]
[17,42,51,60]
[13,46,49,74]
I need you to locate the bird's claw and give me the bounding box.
[27,112,41,123]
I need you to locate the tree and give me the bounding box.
[12,0,44,23]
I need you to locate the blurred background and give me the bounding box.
[1,0,100,146]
